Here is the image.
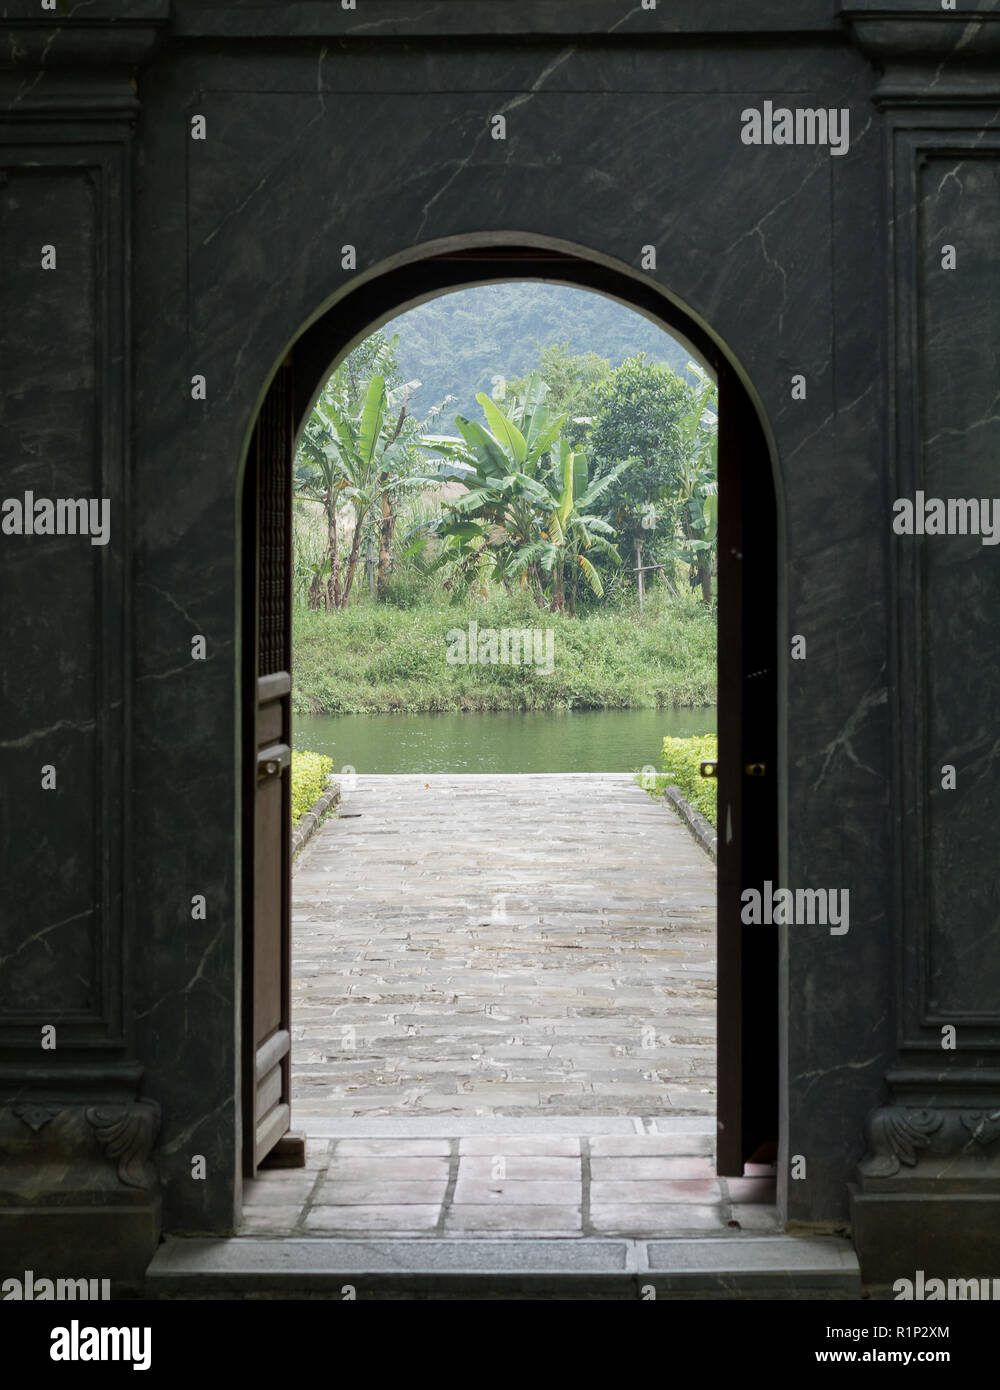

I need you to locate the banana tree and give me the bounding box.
[420,373,578,604]
[668,361,719,604]
[538,441,627,613]
[422,377,628,611]
[297,349,435,606]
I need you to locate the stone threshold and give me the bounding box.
[145,1235,860,1300]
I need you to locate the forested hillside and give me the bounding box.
[384,282,693,425]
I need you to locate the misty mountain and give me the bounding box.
[382,281,695,428]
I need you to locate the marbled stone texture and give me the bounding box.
[1,3,997,1278]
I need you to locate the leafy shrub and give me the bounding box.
[291,749,334,824]
[660,734,718,826]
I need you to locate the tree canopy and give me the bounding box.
[291,303,718,614]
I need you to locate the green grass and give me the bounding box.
[291,585,716,715]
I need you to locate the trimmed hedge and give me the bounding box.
[660,734,718,826]
[291,749,334,824]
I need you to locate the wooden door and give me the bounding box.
[243,360,295,1175]
[715,359,779,1175]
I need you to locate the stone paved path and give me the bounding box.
[241,1121,778,1238]
[290,774,716,1117]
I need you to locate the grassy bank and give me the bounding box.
[292,587,716,715]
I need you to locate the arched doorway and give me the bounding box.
[241,242,779,1186]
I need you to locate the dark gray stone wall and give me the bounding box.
[133,24,892,1239]
[2,0,999,1281]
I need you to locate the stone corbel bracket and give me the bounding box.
[0,1090,163,1278]
[1,1097,162,1201]
[85,1099,162,1191]
[0,1066,162,1207]
[858,1102,1000,1183]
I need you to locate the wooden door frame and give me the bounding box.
[240,242,782,1183]
[715,355,780,1172]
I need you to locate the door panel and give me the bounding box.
[243,361,294,1175]
[715,359,779,1175]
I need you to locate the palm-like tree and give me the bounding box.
[538,439,626,613]
[422,374,628,611]
[296,346,439,607]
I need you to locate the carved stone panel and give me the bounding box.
[0,144,128,1046]
[891,125,1000,1048]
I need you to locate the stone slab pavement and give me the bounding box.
[241,1125,778,1240]
[290,773,716,1118]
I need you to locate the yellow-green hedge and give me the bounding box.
[660,734,718,826]
[291,749,334,824]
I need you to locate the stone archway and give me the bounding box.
[241,238,781,1191]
